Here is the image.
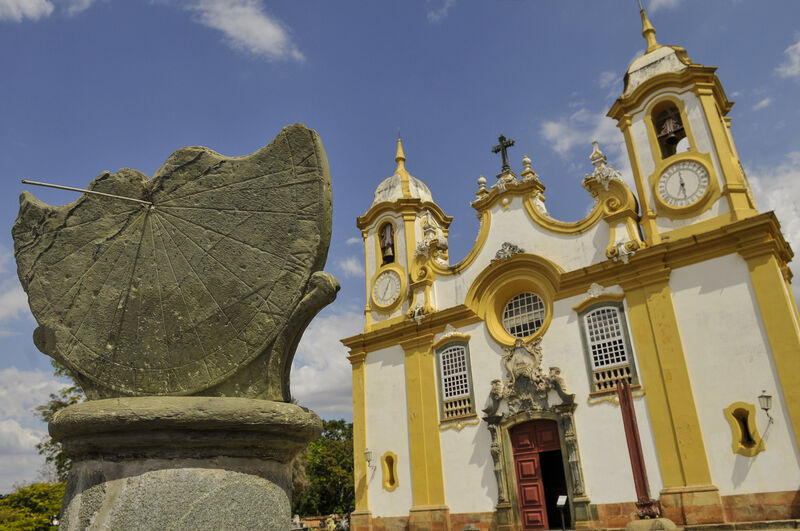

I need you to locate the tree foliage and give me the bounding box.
[34,362,84,481]
[0,482,64,530]
[292,419,354,516]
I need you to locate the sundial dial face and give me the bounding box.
[12,124,338,399]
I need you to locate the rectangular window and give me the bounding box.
[436,342,476,421]
[580,303,638,393]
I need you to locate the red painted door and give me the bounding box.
[511,420,560,531]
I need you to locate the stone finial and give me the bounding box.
[590,140,607,169]
[522,154,532,171]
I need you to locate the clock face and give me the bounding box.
[372,270,402,307]
[657,160,710,208]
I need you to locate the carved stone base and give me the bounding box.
[50,397,322,530]
[350,510,374,531]
[659,485,725,525]
[408,505,451,531]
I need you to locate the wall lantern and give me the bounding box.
[758,390,774,424]
[364,448,374,466]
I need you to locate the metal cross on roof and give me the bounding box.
[492,135,515,176]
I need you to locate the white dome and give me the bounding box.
[372,139,434,206]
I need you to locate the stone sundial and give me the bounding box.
[12,123,339,400]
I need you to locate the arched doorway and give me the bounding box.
[510,419,571,530]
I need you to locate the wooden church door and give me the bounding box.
[510,419,561,530]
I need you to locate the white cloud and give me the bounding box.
[0,280,29,323]
[187,0,303,61]
[540,106,634,191]
[597,71,618,89]
[776,38,800,78]
[290,308,363,418]
[0,0,53,21]
[0,368,66,492]
[427,0,455,23]
[752,97,772,111]
[649,0,682,12]
[0,367,66,422]
[345,236,361,245]
[337,256,363,278]
[749,150,800,255]
[0,419,42,454]
[64,0,96,16]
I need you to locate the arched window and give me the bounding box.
[653,102,687,159]
[436,342,475,421]
[579,303,637,392]
[379,223,395,265]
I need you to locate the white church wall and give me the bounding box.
[544,294,664,504]
[364,345,414,516]
[670,254,800,495]
[438,322,502,513]
[434,196,609,310]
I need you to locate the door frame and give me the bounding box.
[489,405,592,530]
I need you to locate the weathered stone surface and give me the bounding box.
[61,457,292,531]
[52,397,321,530]
[12,123,339,399]
[50,396,322,461]
[625,517,678,531]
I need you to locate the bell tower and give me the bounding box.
[608,6,757,244]
[357,139,452,331]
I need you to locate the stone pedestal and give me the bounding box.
[50,397,322,530]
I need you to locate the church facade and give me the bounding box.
[341,9,800,531]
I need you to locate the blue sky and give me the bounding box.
[0,0,798,490]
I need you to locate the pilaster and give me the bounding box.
[622,273,723,524]
[739,246,800,451]
[349,350,370,513]
[400,334,448,512]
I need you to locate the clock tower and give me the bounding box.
[608,7,758,244]
[357,139,452,331]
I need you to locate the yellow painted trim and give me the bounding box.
[722,402,766,457]
[432,333,471,352]
[369,262,407,314]
[381,450,399,492]
[648,153,721,220]
[357,199,452,232]
[741,249,800,451]
[362,230,372,330]
[439,417,480,431]
[619,116,659,243]
[624,277,713,488]
[587,386,645,406]
[657,211,735,243]
[465,253,561,347]
[609,65,732,122]
[350,352,370,511]
[642,95,722,220]
[470,176,544,215]
[522,194,603,234]
[694,87,756,219]
[346,213,792,358]
[430,210,491,276]
[571,293,625,314]
[402,212,417,279]
[401,334,446,506]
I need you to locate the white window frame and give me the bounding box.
[435,341,476,421]
[578,302,638,393]
[501,291,546,339]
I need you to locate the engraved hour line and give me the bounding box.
[21,180,153,206]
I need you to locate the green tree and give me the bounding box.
[34,362,84,481]
[292,419,354,516]
[0,482,64,530]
